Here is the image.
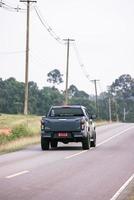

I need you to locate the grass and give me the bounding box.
[0,114,41,131]
[96,120,110,126]
[0,114,41,154]
[0,136,40,154]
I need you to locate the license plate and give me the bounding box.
[58,132,68,137]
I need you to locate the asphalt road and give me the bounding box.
[0,123,134,200]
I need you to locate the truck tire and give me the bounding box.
[51,140,58,148]
[82,135,90,150]
[90,132,96,147]
[41,137,49,150]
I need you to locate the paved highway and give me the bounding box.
[0,123,134,200]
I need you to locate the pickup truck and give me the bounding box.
[41,105,96,150]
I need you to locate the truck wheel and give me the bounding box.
[82,135,90,150]
[41,137,49,150]
[90,132,96,147]
[51,140,58,148]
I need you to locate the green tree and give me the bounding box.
[110,74,134,99]
[68,85,79,98]
[105,74,134,122]
[38,87,64,115]
[0,78,7,113]
[28,81,40,114]
[67,85,94,114]
[0,77,24,114]
[47,69,63,87]
[68,85,89,99]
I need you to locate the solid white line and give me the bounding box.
[6,170,29,179]
[65,126,134,159]
[97,126,134,147]
[110,173,134,200]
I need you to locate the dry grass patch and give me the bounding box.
[0,114,41,153]
[0,114,41,130]
[0,128,11,135]
[96,120,110,127]
[0,135,40,154]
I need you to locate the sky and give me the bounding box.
[0,0,134,95]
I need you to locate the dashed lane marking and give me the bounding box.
[6,170,29,179]
[64,150,88,159]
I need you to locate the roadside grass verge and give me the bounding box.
[0,136,40,154]
[0,114,41,154]
[0,114,40,131]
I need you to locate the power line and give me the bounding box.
[2,1,90,86]
[0,50,26,55]
[73,43,90,82]
[34,6,64,45]
[0,0,26,12]
[0,0,5,7]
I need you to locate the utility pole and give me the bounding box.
[63,38,75,105]
[114,98,119,122]
[91,79,99,117]
[20,0,37,115]
[109,97,112,122]
[123,107,126,122]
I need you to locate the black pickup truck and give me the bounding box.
[41,105,96,150]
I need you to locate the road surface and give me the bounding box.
[0,123,134,200]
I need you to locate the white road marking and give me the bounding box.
[65,150,88,159]
[6,170,29,179]
[65,126,134,159]
[97,126,134,147]
[110,173,134,200]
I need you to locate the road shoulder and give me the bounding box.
[117,179,134,200]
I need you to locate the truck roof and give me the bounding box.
[47,105,87,117]
[50,105,86,109]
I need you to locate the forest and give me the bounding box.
[0,71,134,122]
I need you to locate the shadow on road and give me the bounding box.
[26,144,83,152]
[50,146,83,151]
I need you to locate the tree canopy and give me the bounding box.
[47,69,63,87]
[110,74,134,99]
[0,73,134,122]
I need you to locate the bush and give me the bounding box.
[10,124,32,140]
[0,134,8,145]
[0,124,36,145]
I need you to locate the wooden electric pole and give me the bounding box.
[20,0,37,115]
[91,79,99,117]
[109,97,112,122]
[63,39,75,105]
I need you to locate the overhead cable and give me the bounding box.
[34,6,64,45]
[0,50,26,55]
[0,0,26,12]
[73,43,90,82]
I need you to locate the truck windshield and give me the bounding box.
[49,107,84,117]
